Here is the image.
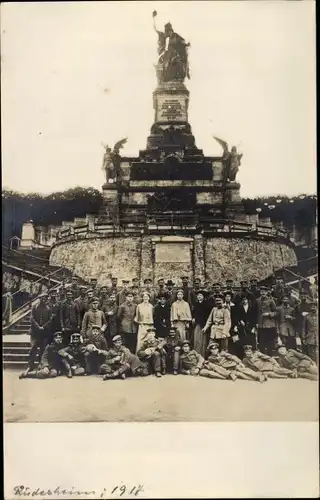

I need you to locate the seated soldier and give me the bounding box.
[163,327,181,375]
[179,340,204,376]
[19,331,66,379]
[201,342,266,382]
[101,335,148,380]
[58,332,86,378]
[137,327,167,377]
[276,344,318,381]
[243,344,297,379]
[82,324,109,375]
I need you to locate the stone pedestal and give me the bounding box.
[20,221,35,249]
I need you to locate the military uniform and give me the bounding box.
[60,299,81,345]
[81,308,106,338]
[83,331,109,374]
[202,348,264,382]
[137,335,167,375]
[256,293,278,355]
[243,349,295,379]
[28,297,54,371]
[179,348,204,375]
[277,348,317,381]
[117,300,138,353]
[58,337,86,377]
[163,330,181,373]
[277,303,297,348]
[100,340,147,379]
[302,309,318,363]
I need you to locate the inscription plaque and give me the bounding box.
[156,95,188,122]
[155,242,191,263]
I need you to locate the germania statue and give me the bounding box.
[101,138,127,183]
[152,10,190,83]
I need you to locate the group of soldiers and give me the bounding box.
[19,274,318,382]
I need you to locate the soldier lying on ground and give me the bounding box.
[101,334,148,380]
[242,344,297,379]
[19,331,67,379]
[179,340,204,375]
[137,327,167,377]
[200,342,266,382]
[162,327,181,375]
[58,332,86,378]
[276,345,318,381]
[82,324,108,375]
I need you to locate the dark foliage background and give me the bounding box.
[2,187,317,245]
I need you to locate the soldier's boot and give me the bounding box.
[234,371,255,381]
[298,372,318,381]
[264,371,287,379]
[199,369,226,380]
[155,372,162,378]
[228,372,237,381]
[19,367,31,379]
[120,373,126,380]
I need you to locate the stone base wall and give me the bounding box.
[49,234,297,285]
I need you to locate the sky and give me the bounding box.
[1,1,316,197]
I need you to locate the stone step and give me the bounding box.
[3,361,38,370]
[3,346,30,354]
[3,353,30,362]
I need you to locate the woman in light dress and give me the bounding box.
[135,292,154,353]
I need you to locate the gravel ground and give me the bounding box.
[4,369,318,422]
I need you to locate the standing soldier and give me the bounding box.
[233,296,258,356]
[19,293,53,379]
[277,294,298,349]
[108,277,119,297]
[242,344,297,379]
[302,302,318,363]
[81,297,106,338]
[224,279,235,301]
[137,327,167,377]
[202,295,231,352]
[99,285,110,311]
[188,277,202,308]
[164,279,176,305]
[74,286,88,322]
[143,278,157,305]
[155,278,166,300]
[180,275,192,303]
[58,332,86,378]
[249,278,261,299]
[69,275,80,299]
[191,290,211,357]
[171,289,192,342]
[89,277,99,295]
[117,279,130,306]
[276,344,317,381]
[179,340,204,375]
[153,293,171,338]
[234,280,256,307]
[103,291,118,346]
[117,291,138,353]
[256,286,278,355]
[60,290,81,345]
[48,289,61,342]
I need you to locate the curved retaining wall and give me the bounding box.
[49,234,297,285]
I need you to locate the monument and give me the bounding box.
[49,12,297,283]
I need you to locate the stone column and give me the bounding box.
[20,221,35,249]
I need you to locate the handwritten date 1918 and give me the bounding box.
[13,484,145,498]
[104,484,144,497]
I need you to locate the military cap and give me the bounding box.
[240,280,248,285]
[112,334,122,342]
[91,324,101,330]
[276,343,286,350]
[53,331,63,337]
[158,293,167,299]
[176,288,184,294]
[142,291,150,297]
[86,288,93,293]
[144,278,152,283]
[132,277,139,282]
[250,278,258,283]
[49,289,57,295]
[212,282,221,286]
[181,340,191,346]
[166,280,175,286]
[100,285,108,289]
[215,294,224,299]
[207,342,219,350]
[122,279,130,284]
[226,279,234,283]
[79,285,87,290]
[260,286,268,291]
[125,290,134,296]
[169,327,177,333]
[180,275,189,279]
[146,326,156,332]
[196,289,207,296]
[91,296,100,303]
[111,276,118,280]
[71,332,81,338]
[157,278,164,282]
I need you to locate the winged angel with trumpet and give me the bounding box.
[213,136,243,182]
[101,138,128,183]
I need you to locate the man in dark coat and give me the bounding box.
[191,290,211,357]
[20,331,66,379]
[234,280,256,308]
[60,289,81,345]
[256,286,278,355]
[102,291,118,346]
[249,278,261,299]
[116,280,130,306]
[74,286,88,322]
[19,293,54,379]
[163,327,181,374]
[277,294,298,349]
[164,280,176,305]
[232,296,258,357]
[117,291,138,353]
[188,277,202,308]
[153,294,171,338]
[48,289,61,342]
